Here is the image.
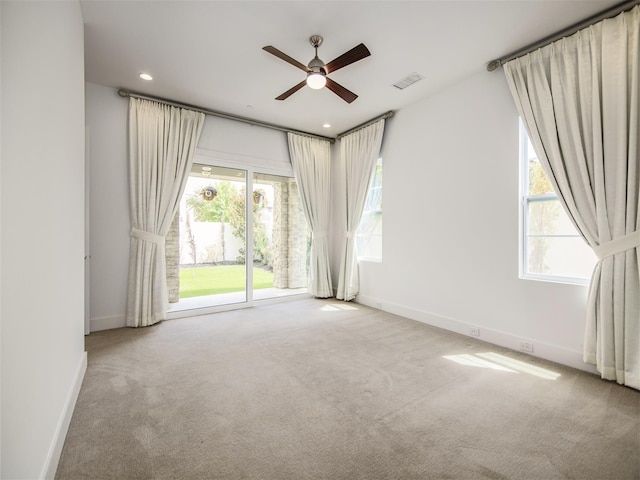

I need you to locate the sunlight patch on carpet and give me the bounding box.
[321,303,360,312]
[444,352,561,380]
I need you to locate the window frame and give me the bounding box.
[519,123,593,286]
[356,157,383,263]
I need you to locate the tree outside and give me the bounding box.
[186,182,272,266]
[527,159,560,274]
[233,189,272,266]
[186,181,244,261]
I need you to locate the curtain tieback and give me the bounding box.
[345,231,354,239]
[313,231,328,240]
[593,231,640,260]
[131,228,165,248]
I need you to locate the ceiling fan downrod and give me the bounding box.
[307,35,325,73]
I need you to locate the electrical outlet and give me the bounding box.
[519,341,534,353]
[469,327,480,337]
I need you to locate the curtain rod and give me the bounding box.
[336,111,395,139]
[486,0,639,71]
[117,89,336,143]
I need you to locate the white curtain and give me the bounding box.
[504,6,640,388]
[336,119,385,301]
[287,133,333,298]
[126,98,205,327]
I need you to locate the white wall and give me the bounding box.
[0,2,87,478]
[335,69,595,372]
[86,84,292,331]
[0,3,4,473]
[85,83,130,331]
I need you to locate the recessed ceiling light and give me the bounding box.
[139,73,153,81]
[323,123,331,128]
[201,166,212,171]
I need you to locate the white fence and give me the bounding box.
[179,221,243,264]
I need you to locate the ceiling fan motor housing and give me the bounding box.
[308,57,326,74]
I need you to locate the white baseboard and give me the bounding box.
[355,294,598,375]
[90,314,126,332]
[42,351,88,480]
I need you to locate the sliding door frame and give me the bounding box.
[167,149,311,320]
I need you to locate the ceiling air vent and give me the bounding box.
[393,72,424,90]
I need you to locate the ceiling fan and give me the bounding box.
[262,35,370,104]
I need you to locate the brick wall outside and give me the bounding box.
[166,213,180,303]
[287,182,309,287]
[273,181,309,288]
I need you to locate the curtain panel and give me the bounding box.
[287,133,333,298]
[503,6,640,388]
[126,98,205,327]
[336,119,385,301]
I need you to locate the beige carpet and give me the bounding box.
[56,298,640,479]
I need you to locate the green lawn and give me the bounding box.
[179,265,273,298]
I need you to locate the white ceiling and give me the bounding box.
[81,0,620,137]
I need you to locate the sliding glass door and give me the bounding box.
[169,165,247,310]
[168,161,309,315]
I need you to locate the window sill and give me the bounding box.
[520,273,591,286]
[358,257,382,263]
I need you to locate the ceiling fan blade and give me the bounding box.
[325,78,358,104]
[275,80,307,101]
[263,46,310,72]
[325,43,371,74]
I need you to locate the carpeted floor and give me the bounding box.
[56,298,640,479]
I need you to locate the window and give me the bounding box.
[356,157,382,261]
[520,123,596,284]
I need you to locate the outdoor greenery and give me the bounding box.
[185,181,272,266]
[528,159,560,274]
[528,158,554,195]
[186,181,244,261]
[179,265,274,298]
[180,179,277,299]
[234,190,271,266]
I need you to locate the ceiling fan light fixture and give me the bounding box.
[306,72,326,90]
[263,35,369,102]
